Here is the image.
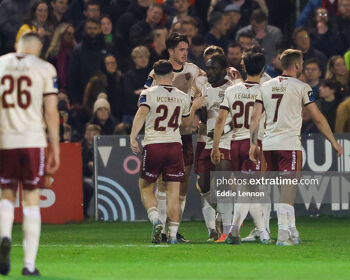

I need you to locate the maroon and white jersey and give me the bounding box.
[257,75,314,151]
[258,72,271,140]
[204,80,233,149]
[139,85,191,146]
[221,81,260,141]
[0,53,58,149]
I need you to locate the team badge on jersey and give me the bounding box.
[139,94,147,104]
[308,90,315,102]
[144,76,153,88]
[53,77,58,89]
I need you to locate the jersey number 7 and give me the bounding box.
[271,94,283,122]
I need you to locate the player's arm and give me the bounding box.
[44,94,60,174]
[211,108,229,165]
[306,102,343,157]
[249,101,263,163]
[130,105,150,154]
[181,96,206,127]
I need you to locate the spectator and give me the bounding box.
[83,54,124,121]
[101,14,114,47]
[90,94,118,135]
[265,47,283,78]
[301,106,319,134]
[0,0,37,54]
[237,31,254,50]
[304,58,323,99]
[227,41,242,69]
[74,0,101,42]
[46,23,76,90]
[293,26,328,73]
[167,0,200,27]
[326,55,350,98]
[123,46,151,126]
[223,3,242,41]
[335,96,350,132]
[68,19,108,105]
[16,0,54,55]
[182,16,199,44]
[334,0,350,49]
[51,0,69,27]
[188,35,206,69]
[309,7,348,57]
[82,123,101,218]
[316,79,342,131]
[128,3,164,47]
[205,12,230,50]
[148,27,169,65]
[236,9,282,64]
[345,48,350,71]
[63,123,72,142]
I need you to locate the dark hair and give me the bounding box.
[293,26,309,41]
[250,9,267,23]
[243,51,265,76]
[304,58,322,71]
[84,0,100,11]
[320,79,340,91]
[154,60,173,75]
[24,0,52,27]
[209,54,228,69]
[227,41,242,51]
[245,45,264,54]
[191,35,205,46]
[85,18,100,26]
[149,3,164,11]
[204,45,224,57]
[208,12,224,29]
[237,31,254,41]
[280,49,303,70]
[165,32,189,50]
[182,16,198,28]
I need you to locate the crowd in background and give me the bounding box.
[0,0,350,217]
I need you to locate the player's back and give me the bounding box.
[260,75,313,150]
[223,81,260,140]
[139,85,191,146]
[0,53,57,149]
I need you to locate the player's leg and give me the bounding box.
[166,181,181,244]
[156,176,167,241]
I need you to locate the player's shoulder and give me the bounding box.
[226,81,246,92]
[260,72,271,83]
[184,62,204,75]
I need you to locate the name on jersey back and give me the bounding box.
[156,96,184,104]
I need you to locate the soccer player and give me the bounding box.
[145,33,206,242]
[131,60,204,244]
[0,32,60,276]
[211,49,271,245]
[249,49,343,245]
[196,54,234,243]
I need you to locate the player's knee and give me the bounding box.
[1,189,16,203]
[23,189,40,206]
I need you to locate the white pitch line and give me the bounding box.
[11,244,169,248]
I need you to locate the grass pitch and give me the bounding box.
[5,217,350,279]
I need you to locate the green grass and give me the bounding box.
[5,217,350,279]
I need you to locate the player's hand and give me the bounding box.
[333,141,343,157]
[130,137,140,154]
[211,148,221,165]
[192,96,206,110]
[227,67,241,80]
[46,148,60,175]
[249,144,260,164]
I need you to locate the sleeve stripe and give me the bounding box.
[43,92,58,96]
[182,112,190,118]
[139,104,150,109]
[220,105,230,111]
[255,100,263,104]
[304,101,314,107]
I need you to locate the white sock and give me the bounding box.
[218,202,233,234]
[262,203,271,233]
[231,203,249,235]
[0,199,15,239]
[168,222,179,239]
[23,206,41,273]
[277,203,291,241]
[288,205,299,238]
[147,207,159,224]
[249,204,269,240]
[179,195,186,217]
[157,192,167,233]
[201,195,216,232]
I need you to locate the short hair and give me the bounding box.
[237,31,254,41]
[208,54,228,69]
[165,32,189,50]
[304,58,322,71]
[19,32,42,44]
[320,79,340,91]
[204,45,224,57]
[280,49,303,70]
[227,41,242,51]
[131,45,150,59]
[250,9,267,23]
[191,34,205,46]
[245,45,264,54]
[326,55,344,79]
[182,16,198,28]
[84,0,100,10]
[85,123,101,133]
[149,3,164,11]
[153,60,173,76]
[293,26,308,41]
[242,51,265,76]
[208,12,224,29]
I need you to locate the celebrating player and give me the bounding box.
[130,60,204,244]
[211,49,271,245]
[249,49,343,245]
[0,32,60,276]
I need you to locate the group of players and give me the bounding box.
[130,32,343,245]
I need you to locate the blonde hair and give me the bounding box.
[325,55,344,80]
[131,45,150,59]
[280,49,302,70]
[45,23,74,59]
